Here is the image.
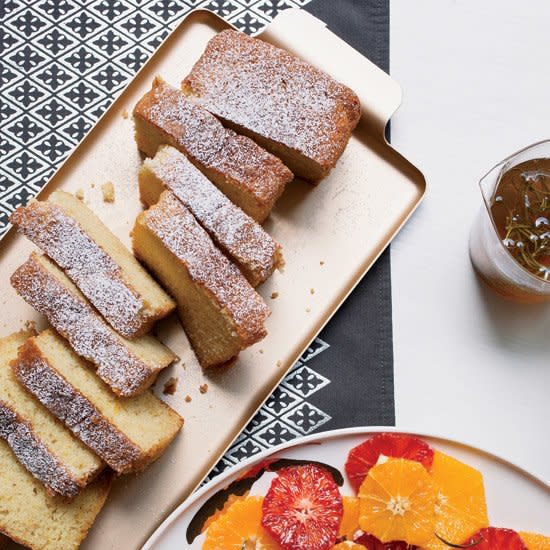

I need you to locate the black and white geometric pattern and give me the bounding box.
[1,0,335,479]
[0,0,312,235]
[204,337,332,483]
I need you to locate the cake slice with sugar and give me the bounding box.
[182,30,361,182]
[0,437,111,550]
[0,330,103,498]
[13,329,183,474]
[133,190,270,368]
[10,191,175,339]
[133,77,293,222]
[10,253,176,397]
[139,145,284,286]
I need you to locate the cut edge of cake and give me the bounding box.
[12,329,184,474]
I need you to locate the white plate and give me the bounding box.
[142,427,550,549]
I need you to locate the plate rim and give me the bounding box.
[141,425,549,549]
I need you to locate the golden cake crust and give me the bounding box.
[133,78,293,222]
[140,145,283,286]
[10,253,175,397]
[182,30,361,181]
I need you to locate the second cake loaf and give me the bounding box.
[133,190,270,368]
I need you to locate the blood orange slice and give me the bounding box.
[345,433,434,492]
[462,527,528,549]
[354,532,417,549]
[261,464,343,550]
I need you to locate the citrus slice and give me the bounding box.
[202,493,247,533]
[358,458,436,546]
[333,543,367,549]
[354,532,416,549]
[422,451,489,549]
[262,464,343,550]
[519,532,550,550]
[340,497,360,540]
[462,527,528,549]
[203,496,279,549]
[346,434,434,492]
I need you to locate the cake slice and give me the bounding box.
[0,437,111,550]
[140,145,284,286]
[132,190,270,368]
[13,330,183,474]
[0,330,103,498]
[182,30,361,182]
[10,191,175,339]
[133,77,293,222]
[10,253,177,397]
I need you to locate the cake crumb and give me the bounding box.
[90,183,95,189]
[320,260,325,266]
[305,307,311,313]
[23,320,37,335]
[310,288,315,295]
[101,181,115,203]
[121,109,128,119]
[276,360,282,368]
[259,349,264,354]
[199,383,209,394]
[75,189,84,201]
[185,395,192,403]
[270,292,279,300]
[163,377,178,395]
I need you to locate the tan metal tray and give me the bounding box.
[0,9,425,550]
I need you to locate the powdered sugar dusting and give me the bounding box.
[13,349,142,473]
[0,402,83,497]
[183,30,361,166]
[147,146,281,285]
[11,200,145,338]
[10,254,158,397]
[143,192,270,341]
[139,79,292,202]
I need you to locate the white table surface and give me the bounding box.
[390,0,550,485]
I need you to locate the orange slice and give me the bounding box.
[333,543,367,549]
[340,497,360,540]
[423,451,489,549]
[519,532,550,549]
[358,458,436,546]
[203,496,279,549]
[202,493,247,533]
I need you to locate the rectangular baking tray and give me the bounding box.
[0,9,426,550]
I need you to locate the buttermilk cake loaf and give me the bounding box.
[133,77,293,222]
[140,145,284,286]
[133,190,270,368]
[10,191,175,339]
[10,252,176,397]
[182,30,361,182]
[13,330,183,474]
[0,330,103,498]
[0,437,111,550]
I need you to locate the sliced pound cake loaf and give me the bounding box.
[10,253,176,397]
[133,78,293,222]
[133,190,270,368]
[182,30,361,182]
[13,330,183,474]
[10,191,175,339]
[139,145,284,286]
[0,330,103,498]
[0,437,111,550]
